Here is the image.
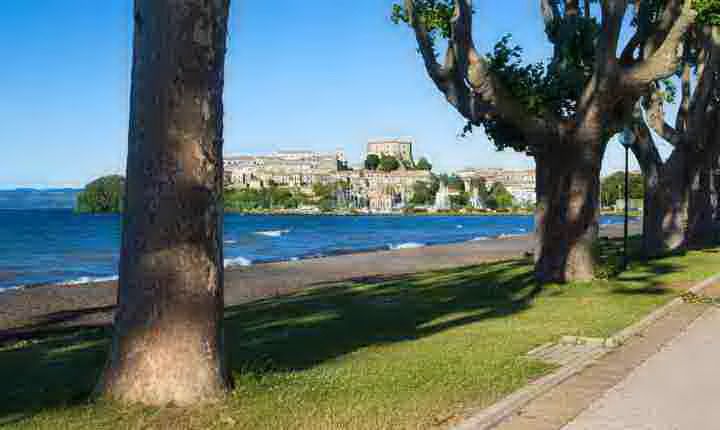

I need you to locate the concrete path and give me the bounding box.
[490,284,720,430]
[563,306,720,430]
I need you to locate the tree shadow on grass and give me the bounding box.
[223,259,538,373]
[0,259,539,420]
[610,285,670,296]
[594,236,689,289]
[0,306,115,344]
[0,329,109,419]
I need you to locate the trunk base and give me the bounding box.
[534,144,601,284]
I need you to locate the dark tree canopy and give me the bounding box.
[378,154,401,172]
[601,172,644,207]
[76,175,125,213]
[486,182,514,209]
[416,157,433,170]
[410,180,436,204]
[365,154,381,170]
[225,187,303,210]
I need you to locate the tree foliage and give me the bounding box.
[392,1,600,151]
[416,157,433,170]
[694,0,720,24]
[365,154,381,170]
[410,180,436,205]
[378,154,401,172]
[225,187,304,210]
[391,0,453,39]
[600,172,644,208]
[485,182,514,209]
[436,173,465,191]
[312,181,352,211]
[392,0,698,151]
[395,0,698,282]
[76,175,125,213]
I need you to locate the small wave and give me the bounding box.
[498,233,525,239]
[254,229,291,238]
[60,275,119,286]
[224,256,252,268]
[471,236,491,241]
[456,225,464,229]
[224,239,238,245]
[0,285,26,293]
[390,242,426,250]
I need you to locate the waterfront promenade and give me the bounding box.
[562,305,720,430]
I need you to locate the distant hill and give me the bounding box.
[0,189,81,210]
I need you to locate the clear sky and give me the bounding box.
[0,0,653,189]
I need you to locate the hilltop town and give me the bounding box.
[223,138,536,213]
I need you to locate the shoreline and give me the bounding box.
[0,222,639,340]
[0,234,525,294]
[224,208,536,216]
[3,218,637,293]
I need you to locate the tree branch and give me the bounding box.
[450,0,559,137]
[687,26,720,135]
[629,120,663,173]
[675,50,691,134]
[619,32,642,65]
[622,0,697,89]
[404,0,450,88]
[541,0,560,27]
[404,0,477,120]
[644,84,682,146]
[597,0,628,64]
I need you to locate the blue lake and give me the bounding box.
[0,209,627,290]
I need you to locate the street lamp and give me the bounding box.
[619,128,635,271]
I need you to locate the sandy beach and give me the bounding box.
[0,223,637,340]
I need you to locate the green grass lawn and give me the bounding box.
[2,243,719,429]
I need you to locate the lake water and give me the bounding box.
[0,209,630,291]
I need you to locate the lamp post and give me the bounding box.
[620,128,634,271]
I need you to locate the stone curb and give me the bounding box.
[453,271,720,430]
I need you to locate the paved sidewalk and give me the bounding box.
[489,284,720,430]
[563,306,720,430]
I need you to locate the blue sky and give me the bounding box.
[0,1,650,189]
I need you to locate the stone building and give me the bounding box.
[367,138,414,164]
[457,168,536,204]
[224,140,433,212]
[336,169,433,212]
[224,150,341,191]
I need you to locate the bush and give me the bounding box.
[76,175,125,213]
[378,155,401,172]
[364,154,380,170]
[225,187,304,210]
[416,157,432,171]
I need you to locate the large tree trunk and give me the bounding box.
[640,156,665,257]
[636,148,689,256]
[96,0,232,406]
[534,142,602,283]
[686,150,720,247]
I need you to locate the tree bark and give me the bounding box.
[534,141,602,283]
[96,0,232,406]
[645,152,689,254]
[402,0,694,283]
[631,125,689,257]
[639,156,665,257]
[686,150,720,247]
